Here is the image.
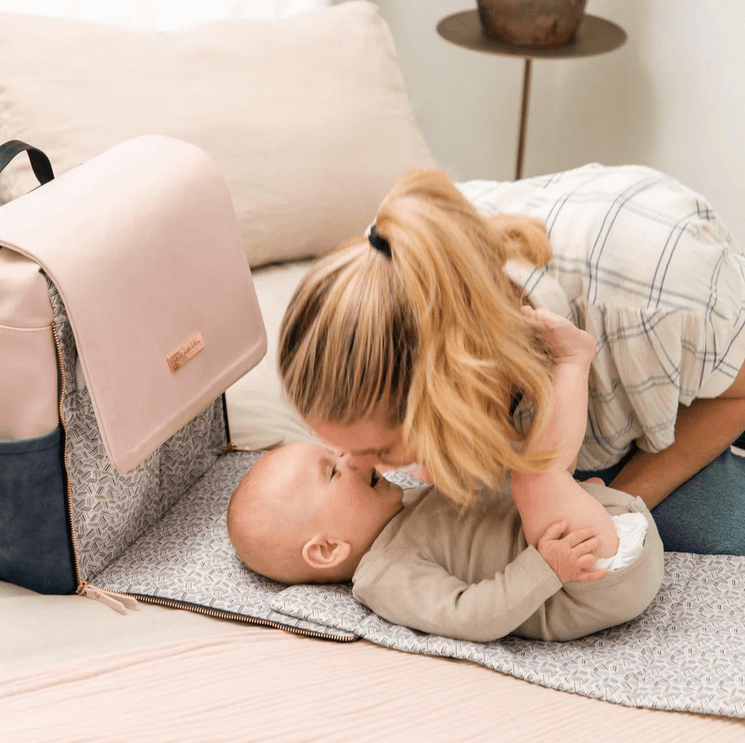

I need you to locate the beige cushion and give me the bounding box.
[226,260,318,449]
[0,1,434,267]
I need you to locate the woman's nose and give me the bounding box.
[344,452,379,472]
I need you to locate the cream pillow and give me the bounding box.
[226,260,319,450]
[0,1,434,267]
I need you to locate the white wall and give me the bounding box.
[374,0,745,244]
[0,0,332,28]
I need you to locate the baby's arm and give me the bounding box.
[513,309,619,558]
[353,548,563,643]
[520,307,596,468]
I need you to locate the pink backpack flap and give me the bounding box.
[0,135,266,473]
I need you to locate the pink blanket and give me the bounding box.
[2,626,742,742]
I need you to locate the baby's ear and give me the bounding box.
[302,536,351,571]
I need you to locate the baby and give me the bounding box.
[228,311,664,642]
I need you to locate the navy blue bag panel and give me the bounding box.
[0,428,76,593]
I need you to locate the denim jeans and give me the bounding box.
[576,446,745,555]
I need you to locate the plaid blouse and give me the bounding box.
[460,164,745,470]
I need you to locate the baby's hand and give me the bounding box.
[521,306,595,366]
[537,521,606,583]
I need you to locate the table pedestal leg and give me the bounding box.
[515,58,532,180]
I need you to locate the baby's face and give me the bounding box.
[282,442,405,552]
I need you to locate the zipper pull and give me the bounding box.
[76,583,139,614]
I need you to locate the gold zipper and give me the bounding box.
[51,321,83,586]
[52,323,352,643]
[113,589,356,642]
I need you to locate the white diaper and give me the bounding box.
[593,512,648,572]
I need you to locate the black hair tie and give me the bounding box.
[368,224,391,258]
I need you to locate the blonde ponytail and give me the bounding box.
[279,168,555,506]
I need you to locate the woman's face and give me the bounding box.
[308,412,417,473]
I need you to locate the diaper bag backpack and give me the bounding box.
[0,135,266,604]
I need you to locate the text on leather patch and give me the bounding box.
[167,331,204,374]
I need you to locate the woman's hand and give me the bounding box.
[537,521,606,583]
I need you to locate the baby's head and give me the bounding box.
[227,442,404,584]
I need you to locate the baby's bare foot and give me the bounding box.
[522,306,596,365]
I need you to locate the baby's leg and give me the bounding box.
[514,309,619,557]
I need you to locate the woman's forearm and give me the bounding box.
[609,396,745,509]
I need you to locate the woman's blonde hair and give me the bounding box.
[279,168,555,506]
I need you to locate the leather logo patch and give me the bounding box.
[167,331,204,374]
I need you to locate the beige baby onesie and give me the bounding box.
[353,480,664,642]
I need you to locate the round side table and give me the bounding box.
[437,10,627,180]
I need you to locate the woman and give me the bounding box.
[278,167,745,554]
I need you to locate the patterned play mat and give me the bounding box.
[97,451,745,719]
